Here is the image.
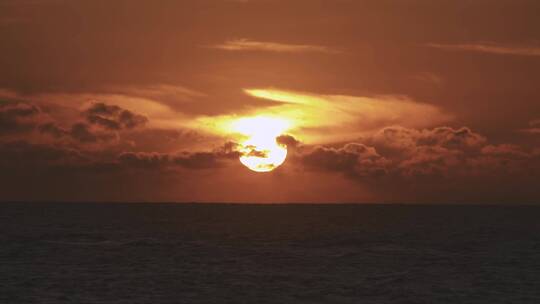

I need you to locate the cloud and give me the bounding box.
[114,142,241,170]
[116,141,240,171]
[0,91,536,203]
[276,134,301,149]
[0,102,40,134]
[1,121,539,203]
[102,85,207,110]
[520,119,540,134]
[83,102,148,130]
[0,86,194,130]
[69,122,117,143]
[426,42,540,57]
[289,125,540,202]
[0,95,229,166]
[0,140,88,169]
[0,102,72,141]
[480,144,529,159]
[300,143,388,178]
[368,126,486,156]
[211,39,339,54]
[38,122,67,138]
[0,99,155,147]
[234,89,452,143]
[0,137,240,174]
[55,102,149,144]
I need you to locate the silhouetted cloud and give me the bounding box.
[0,102,40,135]
[118,142,241,170]
[300,143,388,178]
[276,134,301,149]
[297,126,536,181]
[369,126,486,156]
[0,137,241,175]
[83,102,148,130]
[117,152,169,169]
[38,122,67,138]
[70,123,117,143]
[289,125,540,202]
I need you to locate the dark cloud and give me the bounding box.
[84,102,148,130]
[174,151,228,169]
[69,122,117,143]
[0,122,539,203]
[117,152,169,170]
[0,102,40,134]
[0,102,39,117]
[242,146,268,158]
[300,143,388,178]
[481,144,529,159]
[293,125,540,202]
[300,126,533,179]
[38,122,67,138]
[276,134,301,149]
[0,101,147,145]
[0,140,87,169]
[417,127,486,150]
[118,142,241,170]
[0,137,241,177]
[368,126,486,156]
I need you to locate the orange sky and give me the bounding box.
[1,0,540,203]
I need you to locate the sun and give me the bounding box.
[231,116,290,172]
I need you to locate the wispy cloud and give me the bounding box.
[197,88,451,144]
[520,119,540,134]
[426,42,540,57]
[210,39,339,54]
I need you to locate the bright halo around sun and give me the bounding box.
[231,116,290,172]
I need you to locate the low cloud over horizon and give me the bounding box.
[1,95,539,203]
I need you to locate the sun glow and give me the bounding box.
[231,116,290,172]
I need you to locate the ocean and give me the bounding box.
[1,203,539,303]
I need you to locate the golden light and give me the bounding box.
[231,116,290,172]
[196,86,448,171]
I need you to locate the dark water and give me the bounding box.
[1,203,540,303]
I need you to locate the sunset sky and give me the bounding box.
[1,0,540,203]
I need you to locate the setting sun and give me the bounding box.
[231,116,290,172]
